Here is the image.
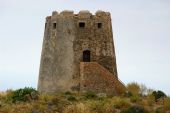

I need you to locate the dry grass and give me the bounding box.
[63,103,90,113]
[111,97,131,110]
[0,87,169,113]
[0,103,32,113]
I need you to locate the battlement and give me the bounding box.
[46,10,110,19]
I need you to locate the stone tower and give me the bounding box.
[38,10,125,95]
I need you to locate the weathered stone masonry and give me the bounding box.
[38,10,126,95]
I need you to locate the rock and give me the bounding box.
[97,93,107,98]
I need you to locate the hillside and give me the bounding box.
[0,83,170,113]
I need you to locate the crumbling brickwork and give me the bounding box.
[38,10,125,95]
[80,62,126,95]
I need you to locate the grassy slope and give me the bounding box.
[0,91,170,113]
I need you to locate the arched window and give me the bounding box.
[83,50,90,62]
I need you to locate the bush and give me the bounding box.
[121,105,149,113]
[127,82,140,96]
[67,95,77,101]
[11,87,38,102]
[152,90,166,102]
[84,91,96,99]
[64,91,72,95]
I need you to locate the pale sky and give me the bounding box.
[0,0,170,95]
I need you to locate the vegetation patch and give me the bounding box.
[121,105,149,113]
[84,91,97,99]
[11,87,38,102]
[0,83,169,113]
[152,90,167,102]
[67,95,77,101]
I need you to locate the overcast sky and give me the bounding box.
[0,0,170,95]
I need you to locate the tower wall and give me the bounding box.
[73,11,118,80]
[38,11,76,93]
[38,10,119,93]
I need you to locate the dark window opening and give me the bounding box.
[83,50,90,62]
[79,22,85,28]
[53,23,56,29]
[98,23,102,28]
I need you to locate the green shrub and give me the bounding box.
[121,105,149,113]
[11,87,38,102]
[64,91,72,95]
[67,95,77,101]
[152,90,166,102]
[84,91,96,99]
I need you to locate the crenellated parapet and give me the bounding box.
[95,10,110,17]
[45,10,111,19]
